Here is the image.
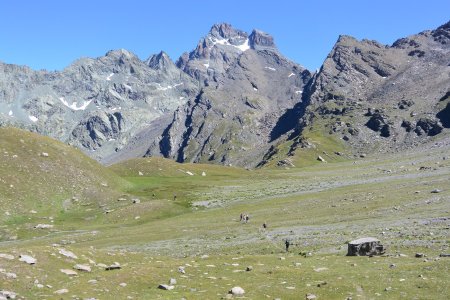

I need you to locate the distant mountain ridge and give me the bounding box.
[1,21,449,167]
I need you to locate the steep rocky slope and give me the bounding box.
[128,24,311,167]
[0,49,198,160]
[279,21,450,161]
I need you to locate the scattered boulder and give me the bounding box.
[105,262,121,270]
[0,290,17,299]
[365,113,392,137]
[132,198,141,204]
[58,249,78,259]
[306,294,317,300]
[138,171,143,176]
[4,272,17,279]
[19,255,36,265]
[401,120,414,132]
[431,189,442,193]
[202,171,206,176]
[347,237,385,256]
[398,99,414,109]
[0,254,14,260]
[169,278,177,285]
[158,284,174,290]
[414,118,443,136]
[178,266,186,274]
[41,152,49,157]
[317,156,326,162]
[229,286,245,295]
[415,253,424,258]
[246,266,253,272]
[60,269,78,276]
[34,224,54,229]
[74,264,91,272]
[314,267,329,272]
[278,158,295,167]
[54,289,68,295]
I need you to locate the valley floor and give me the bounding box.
[1,144,449,299]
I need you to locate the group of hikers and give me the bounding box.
[238,213,293,252]
[239,212,250,223]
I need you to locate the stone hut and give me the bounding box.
[347,237,384,256]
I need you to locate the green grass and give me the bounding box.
[0,127,449,299]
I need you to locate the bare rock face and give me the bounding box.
[143,23,311,168]
[291,20,450,157]
[0,49,198,161]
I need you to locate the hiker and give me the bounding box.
[285,239,290,252]
[173,194,177,201]
[245,214,250,223]
[262,222,267,229]
[240,213,243,222]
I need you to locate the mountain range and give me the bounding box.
[1,21,449,167]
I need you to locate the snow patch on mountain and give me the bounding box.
[29,116,38,122]
[235,39,250,51]
[209,37,250,52]
[156,83,183,91]
[59,97,92,111]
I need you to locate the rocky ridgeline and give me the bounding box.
[298,21,450,157]
[1,21,449,167]
[0,48,198,161]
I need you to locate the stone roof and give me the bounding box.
[348,237,380,245]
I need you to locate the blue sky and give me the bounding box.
[1,0,448,71]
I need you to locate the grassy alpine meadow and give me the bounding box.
[0,128,449,299]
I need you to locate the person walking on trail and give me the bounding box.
[240,213,243,222]
[285,239,290,252]
[262,222,267,229]
[245,214,250,223]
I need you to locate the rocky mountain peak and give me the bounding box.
[105,49,136,60]
[249,29,276,51]
[176,23,253,81]
[146,51,174,70]
[209,23,247,40]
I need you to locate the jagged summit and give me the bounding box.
[249,29,277,51]
[105,49,137,60]
[146,51,174,70]
[209,23,248,40]
[176,23,281,83]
